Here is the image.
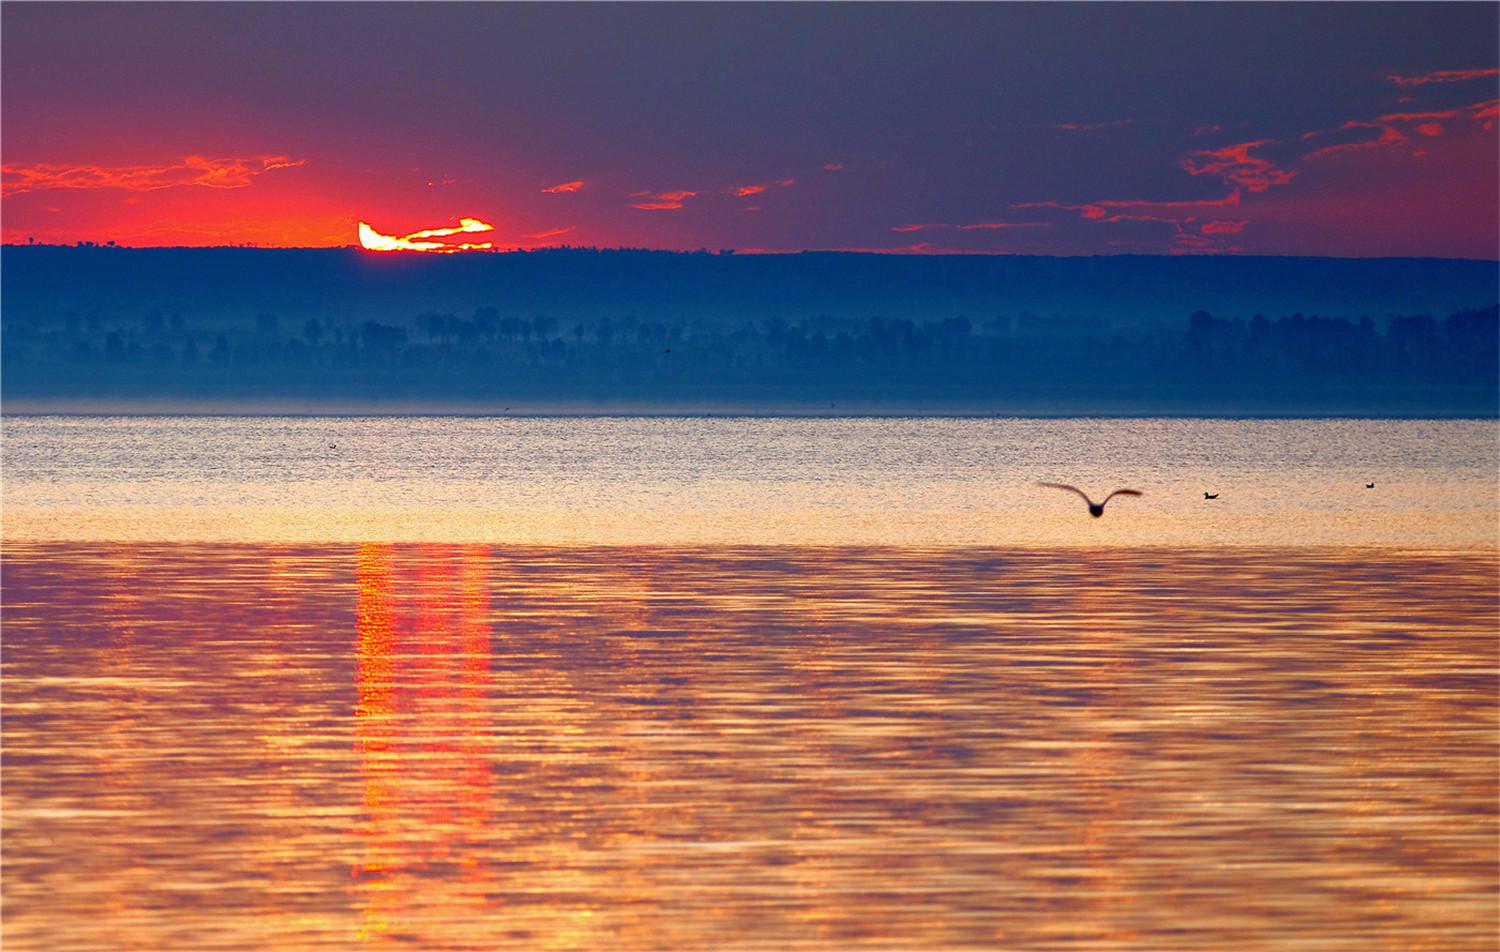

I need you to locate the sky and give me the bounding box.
[2,3,1496,257]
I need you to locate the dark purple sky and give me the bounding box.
[3,3,1496,256]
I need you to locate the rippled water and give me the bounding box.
[3,544,1496,950]
[3,417,1498,949]
[3,416,1496,546]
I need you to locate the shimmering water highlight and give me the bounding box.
[3,416,1496,546]
[3,543,1496,950]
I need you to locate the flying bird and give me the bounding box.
[1204,492,1219,499]
[1038,482,1142,518]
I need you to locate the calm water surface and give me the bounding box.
[3,416,1496,546]
[3,417,1497,949]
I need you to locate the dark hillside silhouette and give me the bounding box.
[2,247,1496,414]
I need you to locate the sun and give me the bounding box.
[358,217,495,252]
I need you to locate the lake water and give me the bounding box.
[3,416,1497,546]
[3,417,1497,950]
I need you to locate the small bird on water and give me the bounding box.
[1038,482,1142,518]
[1204,491,1219,499]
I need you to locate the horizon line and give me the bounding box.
[2,242,1496,263]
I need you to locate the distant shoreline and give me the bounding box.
[3,398,1495,420]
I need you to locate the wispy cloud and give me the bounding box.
[1297,98,1497,161]
[822,162,845,172]
[1010,71,1497,255]
[540,180,584,193]
[894,221,1051,233]
[629,188,698,210]
[739,241,1036,256]
[626,178,794,207]
[1013,191,1245,253]
[1387,68,1500,88]
[1097,213,1187,226]
[1301,121,1406,161]
[955,221,1051,231]
[522,226,575,240]
[1014,191,1242,217]
[1179,140,1295,192]
[1053,119,1134,132]
[1200,219,1247,235]
[818,242,941,254]
[1,154,304,198]
[1170,232,1237,255]
[1375,108,1461,122]
[734,176,796,197]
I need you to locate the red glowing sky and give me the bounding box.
[2,4,1496,257]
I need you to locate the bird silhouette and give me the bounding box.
[1204,492,1219,499]
[1038,482,1142,518]
[1365,482,1375,489]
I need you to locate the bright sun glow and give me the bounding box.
[358,217,495,252]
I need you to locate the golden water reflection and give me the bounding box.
[3,544,1497,949]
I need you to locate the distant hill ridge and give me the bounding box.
[4,247,1495,414]
[4,246,1495,331]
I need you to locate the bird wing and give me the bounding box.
[1037,482,1094,505]
[1103,489,1143,504]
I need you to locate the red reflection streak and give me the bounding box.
[98,553,148,929]
[352,544,495,946]
[353,542,398,941]
[1069,554,1137,940]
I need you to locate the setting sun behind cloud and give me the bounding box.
[357,216,495,252]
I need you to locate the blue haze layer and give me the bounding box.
[3,247,1495,415]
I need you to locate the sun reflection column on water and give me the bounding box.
[352,543,497,947]
[353,543,398,941]
[2,544,1496,948]
[1065,552,1139,943]
[97,548,150,932]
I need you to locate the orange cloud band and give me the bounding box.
[1,154,304,198]
[1179,141,1295,192]
[1387,68,1500,87]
